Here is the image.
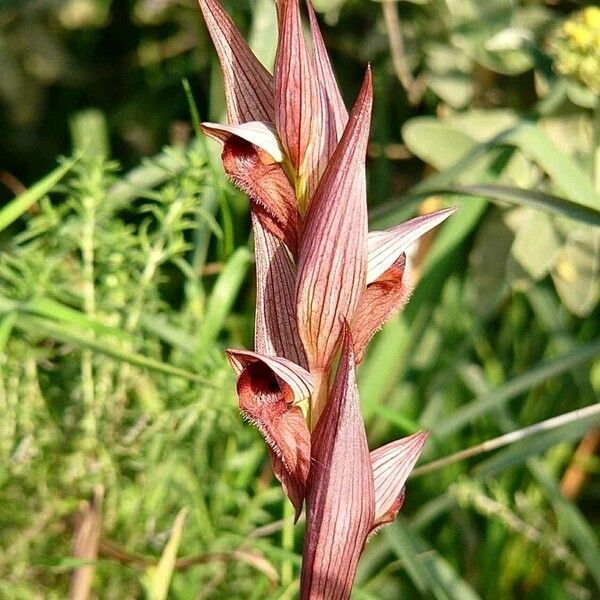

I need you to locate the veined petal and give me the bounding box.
[300,326,374,600]
[274,0,322,207]
[252,214,308,367]
[301,1,349,204]
[226,348,312,517]
[226,349,313,400]
[201,121,284,163]
[351,254,410,364]
[296,68,372,379]
[367,207,457,284]
[221,137,299,254]
[197,0,275,124]
[370,431,428,530]
[307,1,347,144]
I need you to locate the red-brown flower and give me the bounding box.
[196,0,455,596]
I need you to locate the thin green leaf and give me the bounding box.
[0,157,78,232]
[433,339,600,439]
[412,403,600,478]
[528,460,600,589]
[16,315,216,386]
[0,311,17,354]
[450,184,600,226]
[142,508,188,600]
[195,247,252,358]
[384,517,482,600]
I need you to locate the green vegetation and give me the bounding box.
[1,1,599,598]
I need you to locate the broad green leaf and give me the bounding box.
[402,119,482,173]
[425,73,473,109]
[0,157,77,232]
[551,226,600,317]
[511,210,561,279]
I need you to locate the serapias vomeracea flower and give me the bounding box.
[196,0,456,597]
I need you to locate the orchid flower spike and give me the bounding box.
[197,0,456,596]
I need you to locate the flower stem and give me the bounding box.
[281,498,295,587]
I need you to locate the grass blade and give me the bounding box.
[142,508,188,600]
[16,315,216,386]
[0,157,77,232]
[433,339,600,439]
[384,517,482,600]
[195,247,252,358]
[412,403,600,478]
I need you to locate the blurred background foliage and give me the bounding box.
[0,0,599,599]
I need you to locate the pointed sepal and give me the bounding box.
[197,0,274,124]
[370,431,428,531]
[226,349,312,518]
[307,1,347,145]
[367,207,456,284]
[274,0,323,207]
[296,68,372,381]
[300,325,374,599]
[252,214,307,367]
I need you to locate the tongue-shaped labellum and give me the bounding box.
[227,350,313,518]
[220,136,299,255]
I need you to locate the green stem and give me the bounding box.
[281,498,295,587]
[80,193,97,446]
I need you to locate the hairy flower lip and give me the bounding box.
[226,348,312,518]
[220,137,300,254]
[226,349,314,401]
[351,253,410,364]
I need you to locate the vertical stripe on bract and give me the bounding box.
[197,0,275,124]
[300,326,374,600]
[366,207,457,284]
[304,0,348,204]
[295,68,372,377]
[275,0,322,200]
[370,431,427,529]
[306,0,347,144]
[351,254,411,364]
[252,215,308,368]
